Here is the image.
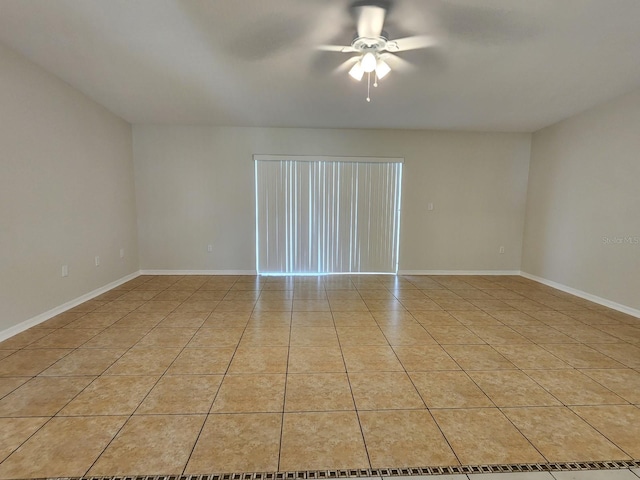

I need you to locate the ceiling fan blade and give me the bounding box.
[317,44,357,53]
[387,35,439,52]
[355,5,386,38]
[334,56,360,74]
[380,53,414,73]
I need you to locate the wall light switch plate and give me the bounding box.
[207,244,213,252]
[499,246,505,254]
[95,256,100,266]
[427,203,434,211]
[120,248,125,258]
[61,265,69,277]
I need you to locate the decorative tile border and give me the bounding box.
[43,459,640,480]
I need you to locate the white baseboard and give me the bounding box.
[0,271,141,343]
[520,271,640,319]
[398,270,521,276]
[139,270,257,276]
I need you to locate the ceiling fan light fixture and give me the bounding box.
[323,2,435,101]
[375,59,391,79]
[361,52,377,73]
[348,61,365,81]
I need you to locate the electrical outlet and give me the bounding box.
[120,248,125,259]
[95,256,100,266]
[207,244,213,253]
[499,246,505,254]
[61,265,69,277]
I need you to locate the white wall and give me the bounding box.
[523,88,640,311]
[0,43,139,332]
[133,126,531,273]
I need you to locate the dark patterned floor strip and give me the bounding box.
[33,459,640,480]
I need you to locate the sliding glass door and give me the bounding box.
[255,156,403,275]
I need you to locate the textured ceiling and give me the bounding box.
[1,0,640,131]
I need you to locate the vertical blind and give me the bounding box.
[255,156,403,274]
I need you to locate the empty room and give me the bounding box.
[0,1,639,480]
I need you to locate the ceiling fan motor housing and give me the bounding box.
[351,31,398,53]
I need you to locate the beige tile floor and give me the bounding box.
[0,274,639,479]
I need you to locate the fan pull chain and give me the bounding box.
[366,72,371,102]
[374,72,379,88]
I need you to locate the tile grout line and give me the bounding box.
[78,274,188,477]
[80,273,215,477]
[389,354,465,468]
[408,276,555,466]
[334,278,373,471]
[1,273,639,478]
[463,280,576,465]
[519,366,629,408]
[386,278,469,468]
[504,281,640,459]
[182,275,259,475]
[275,284,294,473]
[558,406,637,461]
[0,274,165,473]
[0,272,176,470]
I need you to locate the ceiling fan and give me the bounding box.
[319,0,438,101]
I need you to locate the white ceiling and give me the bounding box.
[1,0,640,132]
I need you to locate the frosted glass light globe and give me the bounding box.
[361,52,377,73]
